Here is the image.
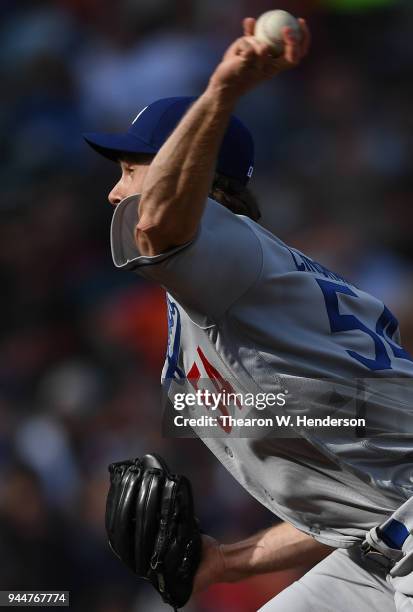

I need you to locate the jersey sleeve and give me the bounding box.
[110,194,263,319]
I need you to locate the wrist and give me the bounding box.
[204,79,239,111]
[219,542,252,583]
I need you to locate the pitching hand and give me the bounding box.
[209,17,310,98]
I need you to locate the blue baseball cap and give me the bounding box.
[83,96,254,186]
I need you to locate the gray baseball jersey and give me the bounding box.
[111,194,413,549]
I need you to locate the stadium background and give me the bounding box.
[1,0,412,610]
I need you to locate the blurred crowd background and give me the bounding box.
[1,0,412,610]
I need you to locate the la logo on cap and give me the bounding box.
[132,106,148,124]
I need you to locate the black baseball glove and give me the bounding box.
[105,453,202,611]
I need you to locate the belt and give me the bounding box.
[360,539,396,571]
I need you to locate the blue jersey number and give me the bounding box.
[317,279,413,371]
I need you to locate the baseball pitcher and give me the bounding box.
[85,17,413,612]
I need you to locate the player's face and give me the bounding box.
[108,155,153,206]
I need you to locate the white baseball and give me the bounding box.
[254,10,301,56]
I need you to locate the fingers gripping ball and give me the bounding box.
[255,10,302,56]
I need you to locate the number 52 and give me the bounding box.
[317,279,413,371]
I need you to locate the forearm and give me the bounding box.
[136,84,237,254]
[220,522,333,582]
[135,19,309,255]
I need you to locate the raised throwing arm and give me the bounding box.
[135,17,310,256]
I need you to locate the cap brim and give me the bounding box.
[83,132,157,162]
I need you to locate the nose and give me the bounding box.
[108,182,123,207]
